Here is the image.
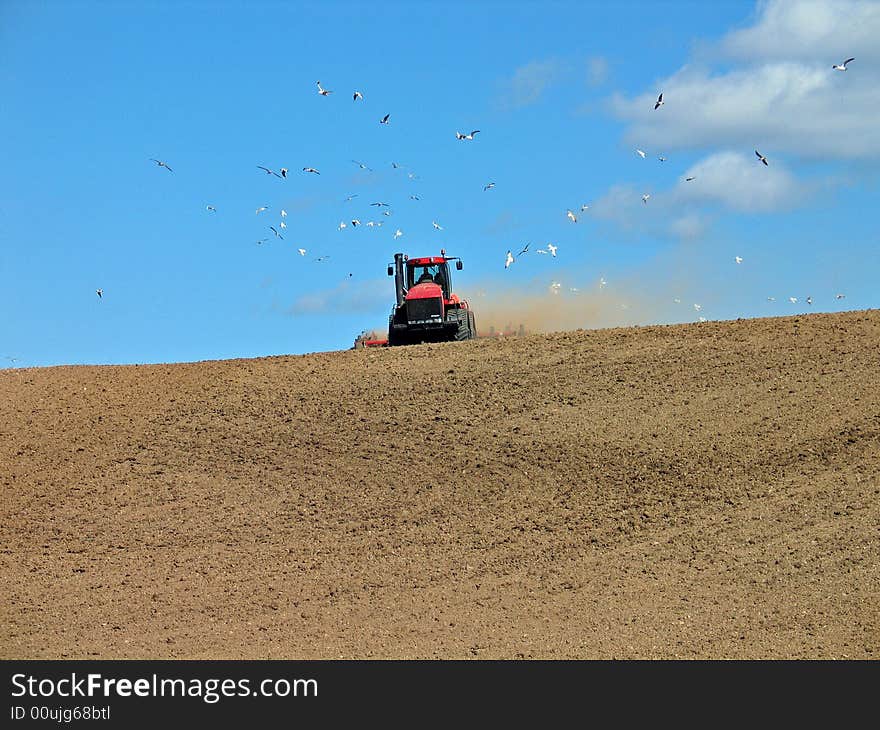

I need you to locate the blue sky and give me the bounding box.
[2,0,878,368]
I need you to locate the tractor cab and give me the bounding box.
[406,256,460,299]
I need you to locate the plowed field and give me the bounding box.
[2,311,878,658]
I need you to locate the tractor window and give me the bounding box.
[410,264,440,287]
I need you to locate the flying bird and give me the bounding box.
[654,92,664,110]
[298,248,307,256]
[580,203,590,211]
[344,194,358,202]
[410,194,420,200]
[316,81,332,96]
[393,229,403,239]
[432,221,443,230]
[806,296,813,305]
[547,243,558,257]
[351,219,360,227]
[642,194,651,204]
[517,243,530,256]
[767,297,776,302]
[693,303,702,311]
[270,226,283,239]
[352,160,372,171]
[789,297,798,303]
[280,209,287,217]
[636,149,646,159]
[599,277,607,288]
[566,209,577,223]
[735,256,743,264]
[256,206,269,215]
[835,293,846,299]
[504,250,514,269]
[832,57,855,71]
[150,158,173,172]
[371,201,389,207]
[206,205,216,212]
[338,221,347,230]
[379,114,390,124]
[314,255,330,262]
[685,176,696,182]
[755,150,768,166]
[483,182,495,191]
[456,130,480,140]
[353,90,364,101]
[279,221,287,229]
[280,167,288,178]
[658,156,667,162]
[96,288,103,298]
[257,165,283,178]
[303,167,320,174]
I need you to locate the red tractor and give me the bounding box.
[385,249,477,345]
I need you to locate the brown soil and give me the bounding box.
[2,311,878,659]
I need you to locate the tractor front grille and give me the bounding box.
[406,297,443,325]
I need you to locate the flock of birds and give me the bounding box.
[134,60,859,326]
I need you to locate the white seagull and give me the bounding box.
[316,81,332,96]
[484,182,495,191]
[280,209,287,217]
[566,209,577,223]
[767,297,776,302]
[636,149,646,159]
[298,248,307,256]
[351,219,360,227]
[832,57,855,71]
[806,296,813,305]
[279,221,287,230]
[270,226,283,239]
[693,303,702,311]
[456,130,480,140]
[393,229,403,239]
[150,158,173,172]
[257,165,283,178]
[256,205,269,215]
[654,92,664,110]
[353,90,364,101]
[379,113,390,124]
[432,221,443,230]
[835,293,846,299]
[303,167,320,175]
[789,297,798,304]
[755,150,768,166]
[352,160,372,171]
[96,288,103,298]
[642,194,651,204]
[505,250,514,269]
[685,176,696,182]
[735,256,743,264]
[206,205,216,212]
[547,243,558,257]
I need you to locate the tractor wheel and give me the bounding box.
[466,310,477,339]
[448,308,474,341]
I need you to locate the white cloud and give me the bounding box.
[286,279,387,315]
[496,59,563,109]
[609,1,880,160]
[721,0,880,63]
[586,56,609,87]
[674,150,807,212]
